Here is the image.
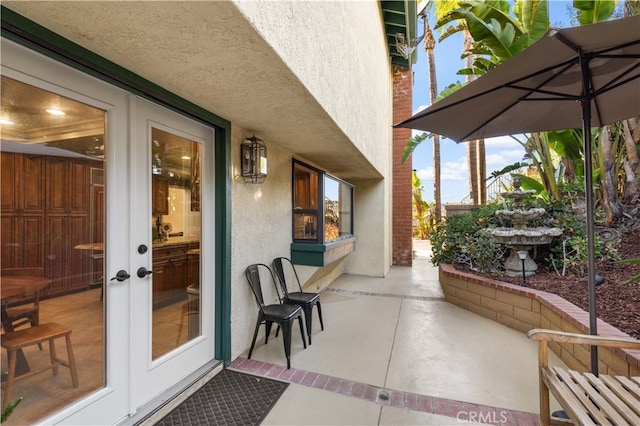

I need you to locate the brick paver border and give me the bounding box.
[324,286,444,302]
[228,357,540,426]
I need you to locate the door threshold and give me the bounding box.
[119,360,223,426]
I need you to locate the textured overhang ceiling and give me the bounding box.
[2,1,417,181]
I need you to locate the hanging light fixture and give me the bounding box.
[241,134,267,183]
[394,32,425,60]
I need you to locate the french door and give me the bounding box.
[129,98,214,408]
[1,39,215,425]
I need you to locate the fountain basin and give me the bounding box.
[490,227,562,246]
[496,208,546,223]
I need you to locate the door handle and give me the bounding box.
[136,267,157,278]
[110,270,131,282]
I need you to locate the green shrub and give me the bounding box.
[429,204,505,274]
[2,394,25,423]
[429,198,619,277]
[534,199,619,277]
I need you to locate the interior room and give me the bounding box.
[1,75,202,424]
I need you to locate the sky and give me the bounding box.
[410,1,574,203]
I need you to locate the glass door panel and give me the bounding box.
[150,128,201,359]
[129,98,213,411]
[0,75,106,425]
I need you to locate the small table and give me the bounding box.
[74,243,104,251]
[1,276,52,376]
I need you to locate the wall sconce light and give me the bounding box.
[241,135,267,183]
[517,250,528,286]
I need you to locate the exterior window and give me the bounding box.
[293,160,353,243]
[324,175,352,242]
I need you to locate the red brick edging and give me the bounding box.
[229,357,539,426]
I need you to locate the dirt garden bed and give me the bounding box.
[457,228,640,339]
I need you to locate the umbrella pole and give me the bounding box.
[580,58,599,376]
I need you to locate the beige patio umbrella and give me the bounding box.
[395,15,640,374]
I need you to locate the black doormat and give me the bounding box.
[154,369,289,426]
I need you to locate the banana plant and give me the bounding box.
[435,0,549,76]
[412,171,436,239]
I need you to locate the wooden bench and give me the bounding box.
[528,329,640,426]
[1,322,79,406]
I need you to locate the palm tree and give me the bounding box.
[407,0,638,212]
[462,30,485,205]
[621,0,640,205]
[404,0,460,220]
[421,11,442,220]
[417,1,461,220]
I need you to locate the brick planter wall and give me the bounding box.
[439,263,640,377]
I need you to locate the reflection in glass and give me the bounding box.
[293,162,319,241]
[324,175,353,242]
[292,160,354,243]
[0,76,106,424]
[150,128,201,359]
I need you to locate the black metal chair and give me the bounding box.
[272,257,324,345]
[245,263,306,369]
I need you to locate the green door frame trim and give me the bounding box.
[1,6,233,364]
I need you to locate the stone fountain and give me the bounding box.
[490,177,562,277]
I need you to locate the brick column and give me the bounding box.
[392,65,413,266]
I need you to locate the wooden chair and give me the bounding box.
[1,268,44,346]
[528,329,640,426]
[1,322,79,407]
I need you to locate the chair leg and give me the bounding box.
[297,315,307,349]
[265,321,273,344]
[316,301,324,331]
[280,321,293,369]
[49,338,59,376]
[540,374,551,426]
[303,304,313,345]
[65,334,79,388]
[32,317,43,351]
[248,319,261,359]
[3,349,17,408]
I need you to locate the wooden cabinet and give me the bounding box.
[45,158,92,296]
[1,152,98,297]
[1,153,46,270]
[152,243,195,308]
[90,184,105,285]
[152,175,169,216]
[46,158,90,215]
[151,242,200,308]
[46,214,90,295]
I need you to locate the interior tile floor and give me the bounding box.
[231,240,565,425]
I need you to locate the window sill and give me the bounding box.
[290,235,357,266]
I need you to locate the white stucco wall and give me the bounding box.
[230,133,390,358]
[231,127,296,358]
[232,0,392,178]
[232,0,393,278]
[341,178,390,276]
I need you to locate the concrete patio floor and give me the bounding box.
[229,240,564,425]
